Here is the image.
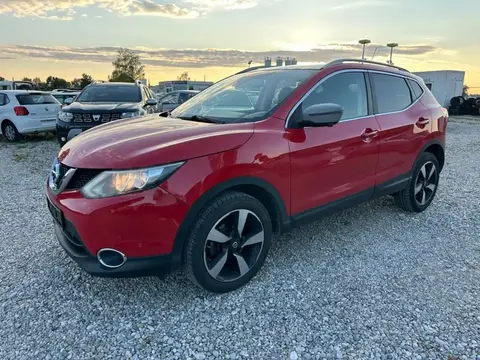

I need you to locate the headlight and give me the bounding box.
[58,111,73,122]
[121,110,143,119]
[81,162,184,199]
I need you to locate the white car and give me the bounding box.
[0,90,61,141]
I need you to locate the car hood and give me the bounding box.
[64,102,139,112]
[58,116,254,169]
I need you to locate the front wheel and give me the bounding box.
[184,191,272,293]
[394,152,440,212]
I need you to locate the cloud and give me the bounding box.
[330,1,391,11]
[0,43,439,69]
[0,0,259,20]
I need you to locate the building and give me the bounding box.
[151,80,213,95]
[413,70,465,107]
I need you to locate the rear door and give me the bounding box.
[288,71,381,215]
[15,93,61,122]
[369,72,432,187]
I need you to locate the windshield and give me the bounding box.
[170,69,316,122]
[76,85,141,103]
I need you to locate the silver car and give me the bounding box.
[157,90,199,112]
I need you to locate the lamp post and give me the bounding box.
[359,39,371,60]
[386,43,398,65]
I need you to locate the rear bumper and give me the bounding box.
[53,223,172,277]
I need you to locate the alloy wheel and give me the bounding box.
[5,125,16,141]
[414,161,437,206]
[203,209,264,282]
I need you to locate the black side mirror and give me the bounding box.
[299,103,343,127]
[145,98,158,106]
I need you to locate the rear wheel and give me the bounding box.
[393,152,440,212]
[2,121,22,142]
[184,191,272,293]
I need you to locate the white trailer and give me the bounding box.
[413,70,465,108]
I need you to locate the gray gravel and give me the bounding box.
[1,122,479,360]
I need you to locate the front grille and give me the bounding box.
[66,169,103,190]
[72,113,121,123]
[59,163,103,190]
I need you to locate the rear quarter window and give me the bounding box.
[16,94,59,105]
[407,79,424,100]
[371,73,412,114]
[0,93,10,106]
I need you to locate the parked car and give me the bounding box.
[55,81,158,146]
[157,90,199,112]
[51,90,81,107]
[0,80,35,91]
[0,90,61,141]
[46,59,448,293]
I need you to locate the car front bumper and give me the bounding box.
[46,184,190,277]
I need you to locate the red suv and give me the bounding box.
[46,59,448,293]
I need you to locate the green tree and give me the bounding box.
[72,73,94,89]
[22,77,32,82]
[177,71,190,81]
[109,48,145,82]
[0,76,5,81]
[46,76,70,90]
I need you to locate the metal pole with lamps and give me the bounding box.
[387,43,398,65]
[359,39,371,60]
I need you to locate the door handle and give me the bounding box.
[416,117,430,126]
[360,129,379,142]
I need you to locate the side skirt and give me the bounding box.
[288,173,410,228]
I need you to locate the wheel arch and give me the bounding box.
[420,140,445,171]
[170,176,290,270]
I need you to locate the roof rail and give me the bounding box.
[324,58,409,72]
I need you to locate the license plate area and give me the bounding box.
[47,196,64,228]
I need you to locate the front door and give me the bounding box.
[287,71,381,215]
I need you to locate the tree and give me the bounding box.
[45,76,70,90]
[0,76,5,81]
[177,71,190,81]
[109,48,145,82]
[22,77,32,82]
[463,85,469,97]
[72,73,94,89]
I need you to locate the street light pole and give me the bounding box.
[359,39,371,60]
[386,43,398,65]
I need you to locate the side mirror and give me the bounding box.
[146,98,158,106]
[300,103,343,127]
[64,97,74,106]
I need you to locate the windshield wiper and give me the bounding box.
[177,115,225,124]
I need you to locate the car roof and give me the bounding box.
[0,90,51,94]
[89,82,138,86]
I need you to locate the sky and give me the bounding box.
[1,0,479,89]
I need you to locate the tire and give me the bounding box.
[393,152,440,213]
[1,121,22,142]
[184,191,272,293]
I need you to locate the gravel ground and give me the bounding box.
[0,121,479,360]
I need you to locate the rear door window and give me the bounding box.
[0,93,9,106]
[15,93,59,105]
[371,73,412,114]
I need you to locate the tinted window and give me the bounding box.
[0,94,9,106]
[408,79,424,100]
[16,93,58,105]
[160,93,179,104]
[76,85,142,103]
[301,72,368,121]
[178,92,195,104]
[372,74,412,114]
